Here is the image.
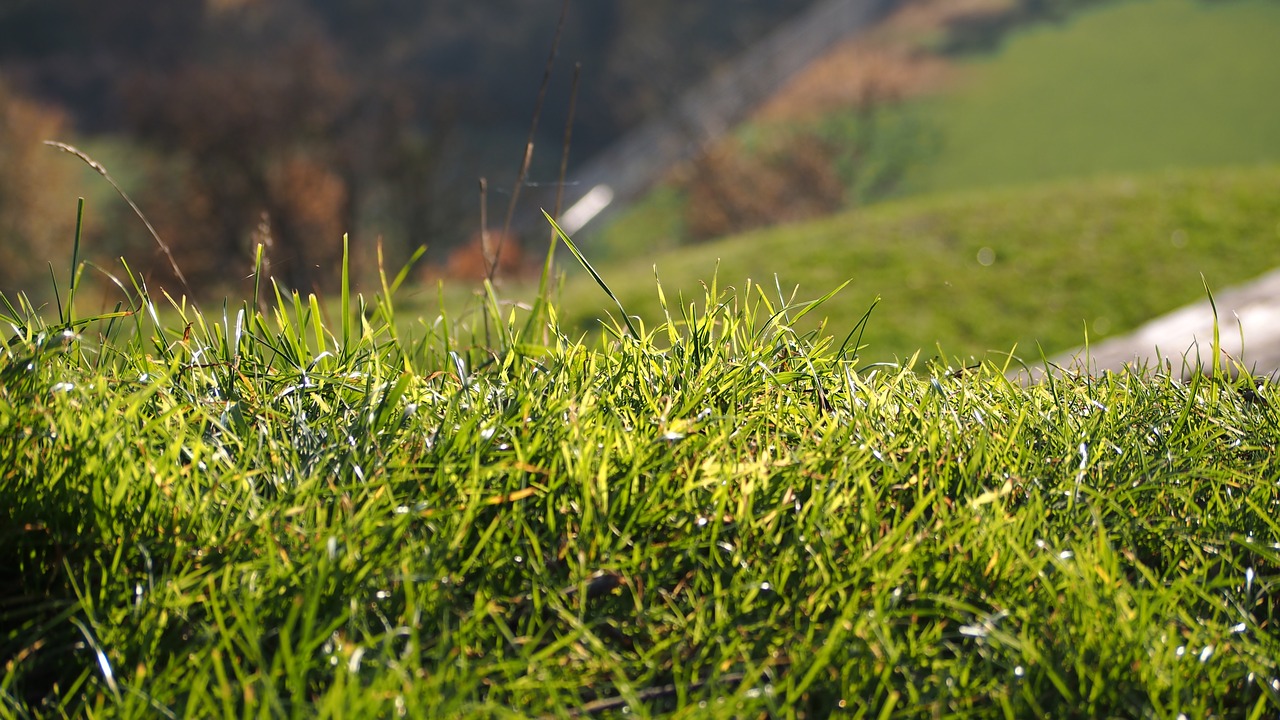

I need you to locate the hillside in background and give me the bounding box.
[550,165,1280,366]
[915,0,1280,194]
[594,0,1280,255]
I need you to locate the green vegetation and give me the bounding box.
[597,0,1280,254]
[4,226,1280,717]
[560,164,1280,364]
[918,0,1280,194]
[596,103,940,257]
[595,184,691,260]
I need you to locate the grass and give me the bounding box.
[917,0,1280,194]
[594,0,1280,254]
[3,221,1280,717]
[554,164,1280,365]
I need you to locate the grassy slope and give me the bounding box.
[555,164,1280,365]
[3,278,1280,716]
[593,0,1280,259]
[918,0,1280,194]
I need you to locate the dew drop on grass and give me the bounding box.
[514,556,523,564]
[1199,646,1214,663]
[1014,665,1024,677]
[976,247,996,266]
[696,516,709,528]
[760,581,772,591]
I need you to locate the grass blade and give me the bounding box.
[543,210,639,340]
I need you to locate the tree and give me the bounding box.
[119,3,354,292]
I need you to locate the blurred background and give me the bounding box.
[2,0,1279,362]
[0,0,817,296]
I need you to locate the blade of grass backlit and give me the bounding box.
[787,279,850,326]
[836,295,879,361]
[1203,274,1221,379]
[542,210,639,340]
[341,234,351,352]
[66,198,85,326]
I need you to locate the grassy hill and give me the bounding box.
[593,0,1280,256]
[916,0,1280,194]
[554,164,1280,366]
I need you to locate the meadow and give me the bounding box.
[915,0,1280,194]
[3,227,1279,717]
[554,164,1280,366]
[595,0,1280,259]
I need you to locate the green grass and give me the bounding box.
[910,0,1280,193]
[3,230,1280,717]
[595,0,1280,254]
[556,164,1280,365]
[594,184,691,261]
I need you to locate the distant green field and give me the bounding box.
[555,165,1280,365]
[595,0,1280,255]
[917,0,1280,194]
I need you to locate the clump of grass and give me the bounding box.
[2,213,1279,717]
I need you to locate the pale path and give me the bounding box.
[1028,268,1280,380]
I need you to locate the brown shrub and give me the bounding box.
[0,82,80,296]
[262,153,349,289]
[684,133,845,241]
[435,230,528,282]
